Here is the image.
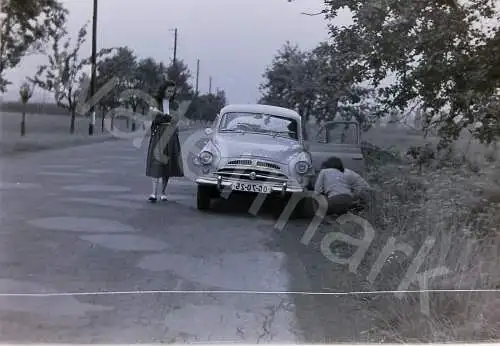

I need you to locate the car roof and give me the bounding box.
[220,104,302,121]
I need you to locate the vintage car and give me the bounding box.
[194,104,365,211]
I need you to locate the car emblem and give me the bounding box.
[249,171,256,180]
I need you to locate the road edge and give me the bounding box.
[0,127,195,159]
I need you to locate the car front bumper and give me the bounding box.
[195,175,306,194]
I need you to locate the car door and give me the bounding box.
[305,120,366,183]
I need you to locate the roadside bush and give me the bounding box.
[361,141,402,168]
[360,142,500,342]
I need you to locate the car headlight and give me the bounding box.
[199,151,213,165]
[295,161,309,174]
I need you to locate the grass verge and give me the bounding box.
[359,143,499,342]
[0,134,120,158]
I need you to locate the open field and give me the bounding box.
[0,102,206,156]
[0,101,71,116]
[0,111,128,156]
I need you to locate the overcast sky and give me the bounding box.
[3,0,354,103]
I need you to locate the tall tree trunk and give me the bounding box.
[304,99,314,122]
[70,109,76,134]
[101,106,106,132]
[131,104,137,131]
[21,109,26,136]
[330,99,339,121]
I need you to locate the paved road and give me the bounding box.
[0,131,377,343]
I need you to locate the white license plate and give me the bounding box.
[231,182,272,193]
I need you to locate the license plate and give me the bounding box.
[231,182,272,193]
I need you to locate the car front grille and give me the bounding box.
[256,161,280,170]
[226,159,281,171]
[227,159,252,166]
[216,167,288,183]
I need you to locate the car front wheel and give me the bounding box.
[197,185,212,210]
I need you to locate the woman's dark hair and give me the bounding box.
[321,156,344,172]
[154,79,177,113]
[155,79,176,103]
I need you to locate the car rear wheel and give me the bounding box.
[197,185,212,210]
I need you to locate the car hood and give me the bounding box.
[213,133,303,163]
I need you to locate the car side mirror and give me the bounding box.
[204,128,213,136]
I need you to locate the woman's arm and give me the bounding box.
[152,113,172,126]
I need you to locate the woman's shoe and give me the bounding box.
[148,194,157,203]
[160,195,168,201]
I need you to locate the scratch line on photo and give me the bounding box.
[0,288,498,297]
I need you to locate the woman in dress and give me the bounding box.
[145,78,184,202]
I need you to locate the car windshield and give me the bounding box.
[218,112,299,139]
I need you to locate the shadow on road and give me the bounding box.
[208,192,289,218]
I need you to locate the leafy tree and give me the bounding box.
[132,57,194,111]
[259,41,376,126]
[0,0,68,92]
[95,46,138,129]
[309,42,377,124]
[94,54,197,130]
[165,59,194,110]
[19,81,34,136]
[95,55,195,131]
[259,42,315,119]
[29,23,113,133]
[320,0,500,146]
[122,57,166,131]
[134,57,163,99]
[185,90,227,122]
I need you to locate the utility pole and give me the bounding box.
[88,0,97,135]
[195,59,200,95]
[173,28,178,66]
[209,76,212,95]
